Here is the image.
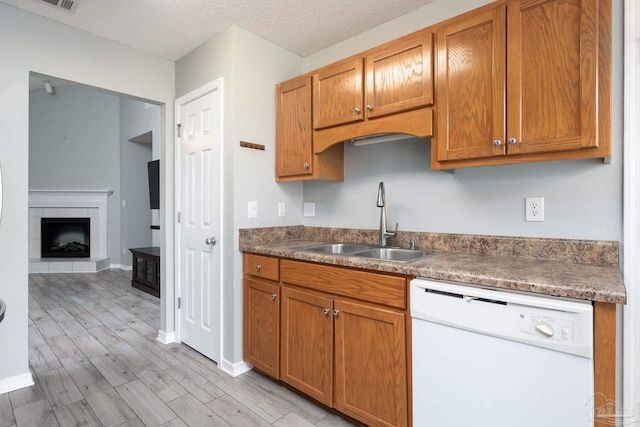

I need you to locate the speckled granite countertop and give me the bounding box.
[240,227,626,304]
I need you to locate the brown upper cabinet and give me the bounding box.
[313,31,433,130]
[275,75,344,182]
[275,0,610,179]
[432,0,610,169]
[312,31,434,153]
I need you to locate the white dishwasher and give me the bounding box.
[410,278,594,427]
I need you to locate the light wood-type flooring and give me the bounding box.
[1,269,355,427]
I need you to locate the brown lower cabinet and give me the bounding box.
[244,277,280,378]
[244,253,617,427]
[280,286,408,427]
[244,254,410,427]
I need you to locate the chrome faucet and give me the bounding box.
[377,182,398,246]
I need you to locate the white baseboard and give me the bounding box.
[219,359,252,377]
[111,264,132,271]
[156,330,176,344]
[0,372,34,394]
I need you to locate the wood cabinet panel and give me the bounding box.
[506,0,598,155]
[276,74,344,182]
[280,259,407,309]
[244,254,279,281]
[435,7,506,161]
[313,58,364,130]
[365,32,433,119]
[593,301,616,427]
[280,286,334,406]
[243,277,279,378]
[276,75,313,178]
[334,299,408,427]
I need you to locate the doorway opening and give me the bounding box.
[28,71,163,324]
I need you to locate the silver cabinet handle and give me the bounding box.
[205,236,217,246]
[493,139,502,147]
[366,104,372,111]
[303,163,310,170]
[255,264,262,272]
[270,293,276,301]
[508,137,517,145]
[323,308,330,315]
[354,107,361,113]
[333,309,340,316]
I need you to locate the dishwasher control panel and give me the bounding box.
[518,311,575,342]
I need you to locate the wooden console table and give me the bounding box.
[130,247,160,297]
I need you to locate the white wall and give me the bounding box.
[0,2,174,390]
[120,98,161,254]
[301,0,624,243]
[29,85,124,263]
[176,25,302,366]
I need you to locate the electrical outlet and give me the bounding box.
[278,202,286,218]
[248,201,258,218]
[525,197,544,222]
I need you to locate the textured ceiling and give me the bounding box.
[2,0,437,61]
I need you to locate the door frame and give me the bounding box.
[174,79,224,364]
[623,0,640,419]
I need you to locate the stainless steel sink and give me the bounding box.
[351,247,430,263]
[297,243,375,255]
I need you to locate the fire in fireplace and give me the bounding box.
[41,217,90,258]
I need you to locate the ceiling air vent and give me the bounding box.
[39,0,79,13]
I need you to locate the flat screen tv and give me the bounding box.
[148,160,160,209]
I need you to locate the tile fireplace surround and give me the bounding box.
[28,190,112,273]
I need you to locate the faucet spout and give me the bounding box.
[377,182,398,246]
[377,182,385,207]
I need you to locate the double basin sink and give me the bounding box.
[295,243,429,263]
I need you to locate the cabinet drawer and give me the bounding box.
[281,259,407,309]
[244,254,279,281]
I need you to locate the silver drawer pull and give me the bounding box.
[255,265,262,272]
[270,293,276,301]
[323,308,330,315]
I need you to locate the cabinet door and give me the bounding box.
[313,58,364,130]
[506,0,598,155]
[334,299,407,427]
[276,75,313,177]
[435,7,507,161]
[280,287,334,406]
[365,32,433,119]
[243,278,280,378]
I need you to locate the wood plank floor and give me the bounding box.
[1,269,355,427]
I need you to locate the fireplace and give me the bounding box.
[41,218,90,258]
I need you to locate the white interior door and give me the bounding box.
[176,81,222,362]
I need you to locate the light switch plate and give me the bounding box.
[248,201,258,218]
[278,202,286,218]
[303,202,315,217]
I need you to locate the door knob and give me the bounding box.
[205,236,217,246]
